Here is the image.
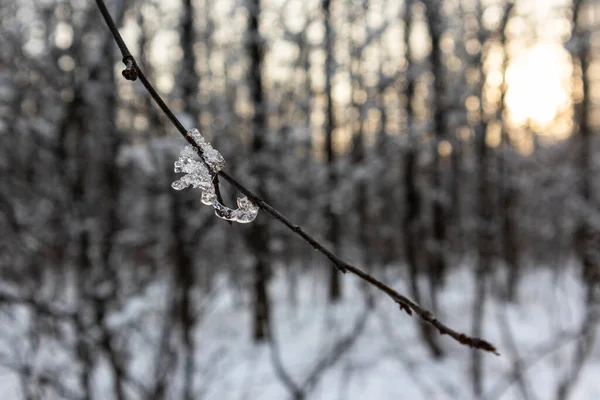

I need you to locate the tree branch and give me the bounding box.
[93,0,498,355]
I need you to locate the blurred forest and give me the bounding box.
[1,0,600,399]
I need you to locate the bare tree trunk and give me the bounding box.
[178,0,200,395]
[472,120,492,397]
[402,0,443,359]
[558,2,600,396]
[501,167,519,300]
[75,3,130,396]
[70,88,94,400]
[496,5,519,302]
[350,0,370,269]
[573,18,595,292]
[181,0,201,126]
[171,194,196,400]
[423,0,448,307]
[75,234,93,400]
[375,49,394,266]
[247,0,272,342]
[300,6,313,156]
[470,1,499,393]
[97,53,127,400]
[449,137,462,254]
[323,0,341,302]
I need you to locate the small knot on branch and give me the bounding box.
[122,56,137,81]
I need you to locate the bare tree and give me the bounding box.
[246,0,273,342]
[323,0,342,302]
[175,0,202,396]
[402,0,444,359]
[471,1,514,395]
[556,1,599,398]
[423,0,449,312]
[497,1,520,302]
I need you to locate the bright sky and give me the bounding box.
[113,0,581,142]
[505,43,572,130]
[503,0,573,135]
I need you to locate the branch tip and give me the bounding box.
[458,334,500,355]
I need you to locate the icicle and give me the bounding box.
[171,129,259,224]
[201,189,216,206]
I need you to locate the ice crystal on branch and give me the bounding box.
[171,129,258,224]
[171,145,213,191]
[187,128,225,173]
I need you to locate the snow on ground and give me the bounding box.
[1,265,599,399]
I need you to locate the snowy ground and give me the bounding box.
[1,265,599,399]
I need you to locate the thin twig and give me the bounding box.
[94,0,498,354]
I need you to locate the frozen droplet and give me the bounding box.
[232,196,259,223]
[172,180,187,190]
[201,189,216,206]
[237,197,252,209]
[174,161,183,173]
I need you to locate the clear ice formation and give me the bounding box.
[187,128,225,172]
[171,129,259,224]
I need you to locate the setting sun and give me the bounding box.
[505,44,572,130]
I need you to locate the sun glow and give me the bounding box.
[505,44,572,131]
